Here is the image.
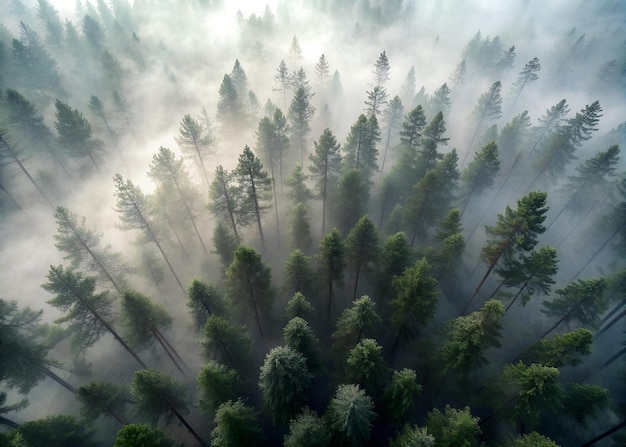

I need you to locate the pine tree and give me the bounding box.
[428,83,451,117]
[88,95,118,149]
[317,228,346,319]
[345,215,380,298]
[522,328,593,368]
[325,384,376,447]
[315,53,330,102]
[382,369,422,421]
[459,141,500,215]
[224,245,274,337]
[216,74,245,133]
[466,191,548,312]
[284,292,315,321]
[233,146,273,251]
[43,265,146,368]
[389,424,434,447]
[186,279,226,330]
[113,173,185,295]
[148,146,207,253]
[365,51,391,118]
[282,249,316,301]
[440,299,504,377]
[284,408,330,447]
[174,114,214,189]
[289,86,315,167]
[54,100,103,172]
[334,169,370,234]
[202,314,253,371]
[76,381,128,424]
[259,345,312,423]
[197,361,240,415]
[211,399,263,447]
[273,59,292,109]
[343,114,381,181]
[425,405,481,447]
[332,295,382,355]
[121,289,188,376]
[388,258,439,361]
[463,81,503,165]
[114,424,175,447]
[309,129,342,234]
[379,95,404,176]
[541,278,608,338]
[511,57,541,103]
[209,165,242,243]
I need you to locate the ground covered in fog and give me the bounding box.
[0,0,625,446]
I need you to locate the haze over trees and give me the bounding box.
[0,1,625,447]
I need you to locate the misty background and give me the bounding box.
[0,0,625,445]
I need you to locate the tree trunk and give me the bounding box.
[0,183,22,211]
[379,120,394,180]
[218,174,240,243]
[321,170,328,235]
[595,309,626,339]
[6,142,54,209]
[327,278,333,320]
[169,167,208,254]
[158,200,192,262]
[569,223,625,282]
[249,176,266,252]
[0,416,19,429]
[191,134,210,191]
[168,402,207,447]
[352,259,362,300]
[505,281,529,313]
[601,299,626,325]
[249,286,264,338]
[602,347,626,368]
[580,419,626,447]
[152,328,187,378]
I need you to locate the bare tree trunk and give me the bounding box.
[580,419,626,447]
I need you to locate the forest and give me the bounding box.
[0,0,625,446]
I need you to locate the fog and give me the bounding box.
[1,0,625,445]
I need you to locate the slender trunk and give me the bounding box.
[0,416,19,429]
[218,338,235,368]
[390,325,405,366]
[505,281,529,313]
[168,403,207,447]
[0,183,22,211]
[249,176,266,252]
[378,185,390,228]
[218,174,240,243]
[152,328,187,378]
[159,204,191,262]
[595,309,626,339]
[464,261,497,314]
[602,347,626,368]
[98,111,119,149]
[489,280,505,300]
[84,145,101,173]
[353,265,361,300]
[461,109,488,167]
[270,169,280,242]
[154,328,190,371]
[44,140,72,178]
[601,299,626,325]
[321,169,328,235]
[3,139,53,209]
[191,135,210,191]
[580,419,626,447]
[131,199,186,296]
[168,166,208,254]
[379,121,394,180]
[569,223,625,282]
[44,367,76,393]
[327,277,333,320]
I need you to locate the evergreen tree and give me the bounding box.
[273,59,292,109]
[496,111,531,166]
[197,361,240,415]
[54,99,103,172]
[459,141,500,215]
[523,328,593,367]
[562,384,610,428]
[382,369,422,421]
[511,57,541,103]
[425,405,481,447]
[187,279,226,330]
[463,81,503,165]
[233,145,273,251]
[309,129,342,234]
[343,114,381,181]
[284,292,315,321]
[114,424,175,447]
[495,246,558,311]
[325,384,376,447]
[345,338,388,398]
[365,51,391,118]
[121,289,187,376]
[283,317,321,371]
[509,432,561,447]
[388,258,439,361]
[380,95,404,176]
[288,202,313,251]
[224,245,274,337]
[216,74,245,133]
[400,66,417,107]
[530,101,603,188]
[54,206,131,292]
[315,53,330,103]
[466,191,548,312]
[499,362,562,430]
[440,299,504,377]
[428,83,451,117]
[12,415,97,447]
[131,369,206,446]
[317,228,346,319]
[148,146,207,253]
[345,215,380,298]
[286,165,313,205]
[211,221,238,274]
[211,399,263,447]
[282,249,316,301]
[289,86,315,167]
[76,381,128,424]
[11,22,60,90]
[378,232,414,291]
[174,114,214,189]
[113,173,185,294]
[259,345,312,423]
[334,169,370,234]
[209,165,242,243]
[541,277,608,337]
[449,59,467,95]
[43,265,146,367]
[389,424,434,447]
[284,408,330,447]
[332,295,382,355]
[202,314,253,371]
